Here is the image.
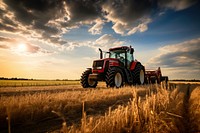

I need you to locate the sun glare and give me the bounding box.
[17,43,27,52]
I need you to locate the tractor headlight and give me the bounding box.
[96,67,102,69]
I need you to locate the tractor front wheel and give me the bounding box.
[81,69,97,88]
[105,67,124,88]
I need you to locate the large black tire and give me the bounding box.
[81,69,97,88]
[133,64,145,85]
[105,67,124,88]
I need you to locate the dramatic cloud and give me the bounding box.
[127,18,151,35]
[89,34,125,51]
[88,18,104,35]
[62,34,124,51]
[95,34,124,47]
[0,36,16,43]
[150,38,200,67]
[0,44,9,49]
[147,37,200,79]
[0,36,53,56]
[102,0,152,35]
[0,0,105,47]
[0,0,71,45]
[0,0,198,48]
[102,0,197,36]
[0,36,17,49]
[158,0,198,11]
[65,0,102,23]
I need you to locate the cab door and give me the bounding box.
[127,50,134,69]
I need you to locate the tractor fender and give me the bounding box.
[133,62,145,74]
[130,61,142,71]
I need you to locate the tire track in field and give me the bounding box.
[182,84,190,133]
[169,83,200,133]
[185,84,200,133]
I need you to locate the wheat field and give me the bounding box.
[0,80,79,87]
[0,81,199,133]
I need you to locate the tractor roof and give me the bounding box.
[109,46,134,52]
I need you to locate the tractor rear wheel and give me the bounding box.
[81,69,97,88]
[105,67,124,88]
[133,64,145,85]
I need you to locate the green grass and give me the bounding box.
[0,80,80,87]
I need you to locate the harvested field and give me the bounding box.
[0,80,80,87]
[0,81,199,133]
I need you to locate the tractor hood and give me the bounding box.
[92,58,120,73]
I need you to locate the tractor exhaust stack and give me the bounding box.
[99,48,103,59]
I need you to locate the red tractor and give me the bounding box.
[81,46,168,88]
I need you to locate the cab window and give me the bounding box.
[127,50,134,67]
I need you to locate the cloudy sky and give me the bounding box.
[0,0,200,80]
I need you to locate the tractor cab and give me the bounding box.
[98,46,134,68]
[108,46,134,69]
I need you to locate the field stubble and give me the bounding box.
[0,82,199,133]
[0,82,148,132]
[60,83,200,133]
